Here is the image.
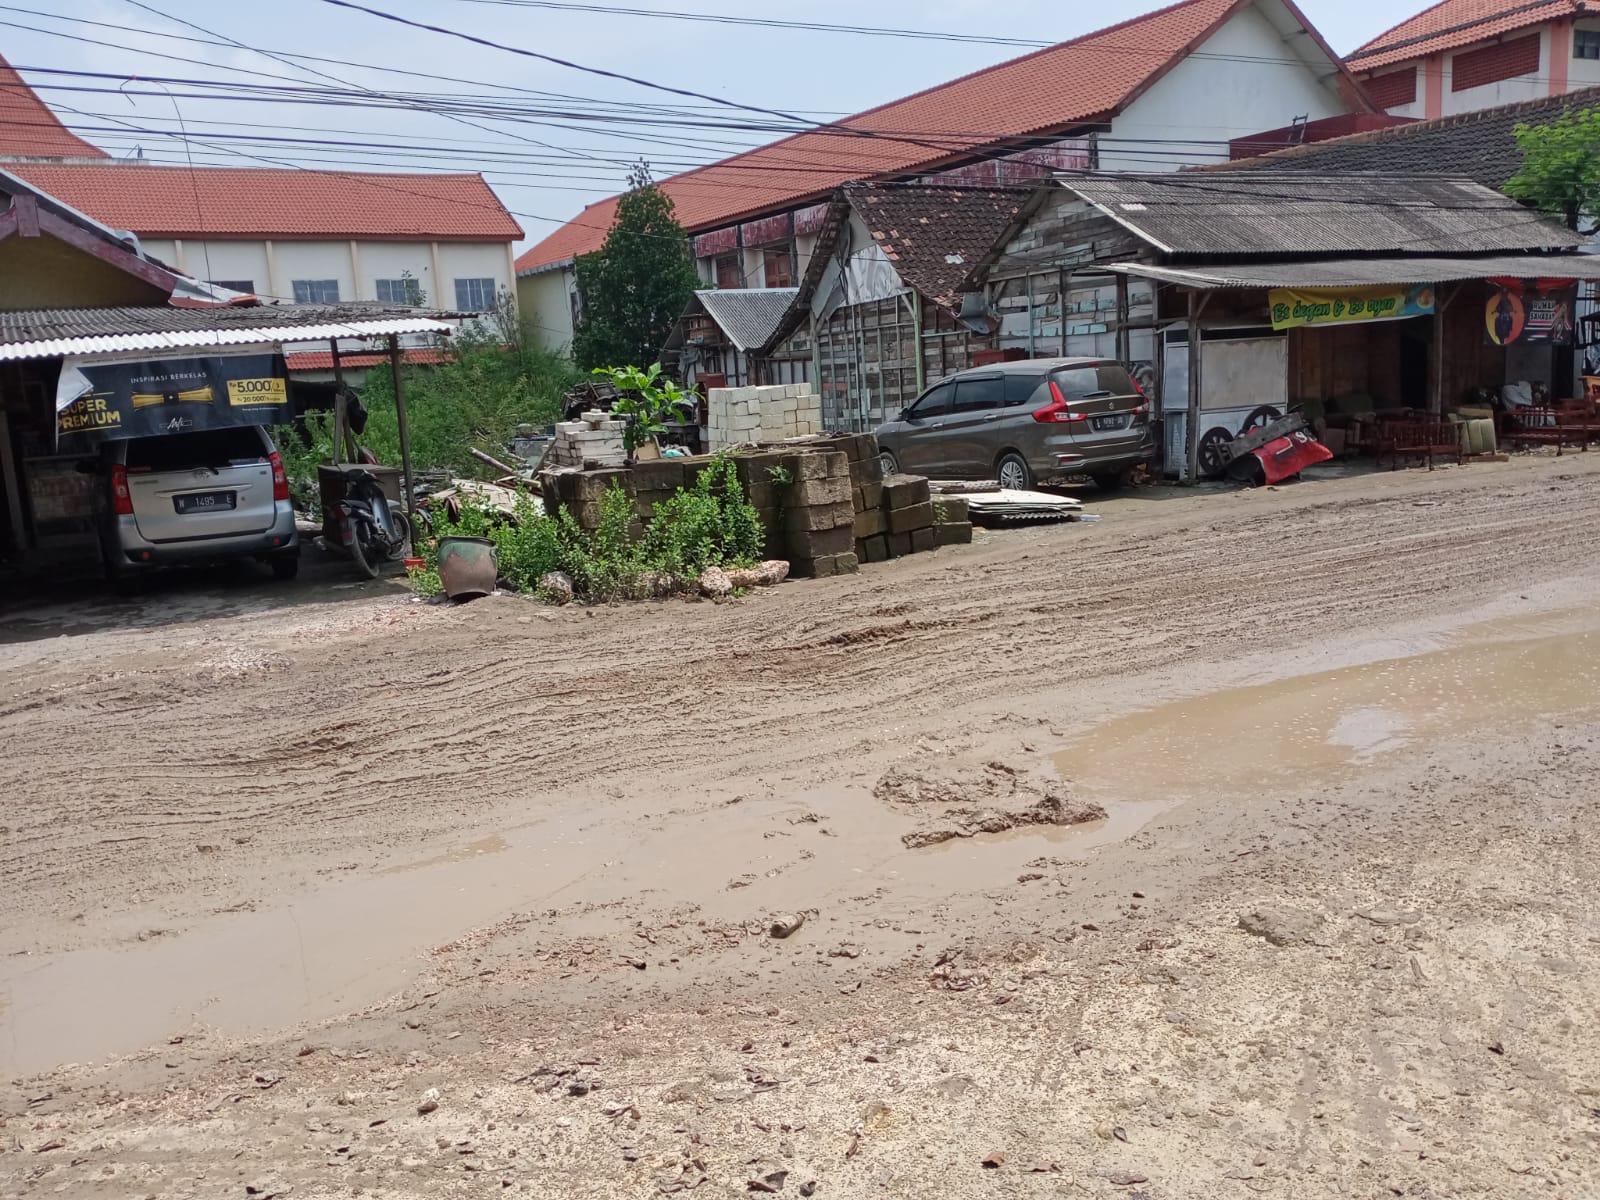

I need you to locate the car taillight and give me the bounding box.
[110,463,133,516]
[269,451,290,502]
[1033,380,1089,424]
[1130,374,1147,398]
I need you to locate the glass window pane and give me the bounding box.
[1050,366,1099,398]
[952,376,1003,413]
[1003,373,1045,406]
[911,382,953,416]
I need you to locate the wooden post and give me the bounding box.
[389,334,417,522]
[330,338,346,467]
[1115,272,1131,363]
[911,289,926,395]
[1431,283,1459,417]
[1186,290,1206,484]
[1059,269,1069,356]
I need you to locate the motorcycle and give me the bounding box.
[333,467,409,579]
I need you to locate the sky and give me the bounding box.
[2,0,1420,251]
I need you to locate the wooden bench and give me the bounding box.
[1371,420,1463,470]
[1499,407,1593,455]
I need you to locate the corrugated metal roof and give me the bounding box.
[1107,253,1600,289]
[694,288,798,351]
[0,305,459,361]
[1061,172,1582,256]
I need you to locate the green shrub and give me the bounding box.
[408,452,767,604]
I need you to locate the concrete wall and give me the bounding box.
[1102,3,1350,171]
[518,264,577,354]
[1363,20,1600,119]
[141,236,516,309]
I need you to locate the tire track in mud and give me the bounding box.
[4,457,1599,944]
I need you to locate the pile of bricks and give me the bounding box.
[539,466,642,537]
[548,411,627,469]
[707,383,823,450]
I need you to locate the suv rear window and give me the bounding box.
[1003,373,1046,406]
[125,427,269,472]
[1049,363,1139,399]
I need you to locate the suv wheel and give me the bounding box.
[996,452,1032,491]
[878,450,899,477]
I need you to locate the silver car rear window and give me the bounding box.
[125,428,269,472]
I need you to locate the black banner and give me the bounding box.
[55,353,291,451]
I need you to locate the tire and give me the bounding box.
[348,521,380,580]
[1241,405,1281,433]
[270,553,300,581]
[996,451,1032,491]
[1196,426,1234,479]
[878,450,899,477]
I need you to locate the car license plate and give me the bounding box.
[174,490,236,513]
[1092,415,1128,432]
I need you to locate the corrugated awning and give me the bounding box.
[0,305,463,362]
[1107,254,1600,290]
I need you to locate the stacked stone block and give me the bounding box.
[707,383,823,450]
[549,411,627,469]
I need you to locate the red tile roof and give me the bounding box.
[5,163,523,241]
[0,53,109,159]
[1347,0,1575,71]
[518,0,1360,274]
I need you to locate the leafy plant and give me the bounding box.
[571,161,702,371]
[409,452,766,604]
[590,362,692,454]
[1505,107,1600,233]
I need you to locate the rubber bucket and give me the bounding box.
[436,536,498,601]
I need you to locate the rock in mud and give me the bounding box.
[537,571,575,604]
[769,913,806,938]
[699,566,734,599]
[902,825,966,849]
[417,1087,441,1115]
[727,561,790,589]
[1238,906,1324,947]
[1355,905,1421,926]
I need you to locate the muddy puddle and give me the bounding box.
[1054,616,1600,809]
[6,614,1599,1077]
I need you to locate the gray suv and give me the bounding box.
[875,357,1154,490]
[99,425,300,583]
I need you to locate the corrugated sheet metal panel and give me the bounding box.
[694,288,798,352]
[1063,172,1583,257]
[0,314,454,361]
[1108,253,1600,290]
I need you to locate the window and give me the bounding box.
[208,278,254,295]
[763,247,793,288]
[951,375,1003,414]
[714,254,741,290]
[1003,373,1047,407]
[1576,28,1600,60]
[908,381,954,418]
[1365,67,1417,110]
[1451,32,1540,91]
[1050,366,1101,399]
[126,428,268,472]
[1094,363,1140,396]
[454,277,497,311]
[292,279,340,304]
[376,277,422,305]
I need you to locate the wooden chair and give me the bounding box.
[1499,407,1589,455]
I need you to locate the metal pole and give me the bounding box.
[1115,273,1131,363]
[911,290,926,395]
[389,334,417,521]
[1186,290,1207,484]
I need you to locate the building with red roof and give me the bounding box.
[1347,0,1600,120]
[517,0,1373,353]
[0,58,523,317]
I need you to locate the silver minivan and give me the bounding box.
[100,425,300,583]
[874,357,1154,490]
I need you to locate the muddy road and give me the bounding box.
[2,456,1598,1199]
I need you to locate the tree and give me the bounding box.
[572,162,701,371]
[1504,108,1600,234]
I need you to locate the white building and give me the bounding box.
[517,0,1374,354]
[1349,0,1600,120]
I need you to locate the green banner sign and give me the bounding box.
[1269,284,1434,331]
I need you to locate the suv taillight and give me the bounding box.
[110,463,133,516]
[1130,374,1147,399]
[1033,380,1089,424]
[269,451,290,502]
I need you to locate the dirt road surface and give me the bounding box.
[3,457,1598,1199]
